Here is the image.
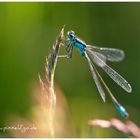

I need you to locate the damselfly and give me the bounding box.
[61,31,132,118]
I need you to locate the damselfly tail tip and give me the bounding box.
[124,111,129,119]
[113,101,129,119]
[119,105,129,118]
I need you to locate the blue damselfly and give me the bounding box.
[61,31,132,118]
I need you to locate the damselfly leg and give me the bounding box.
[58,38,73,58]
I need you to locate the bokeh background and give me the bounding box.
[0,2,139,138]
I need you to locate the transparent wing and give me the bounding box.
[92,51,106,67]
[86,49,132,93]
[87,45,125,62]
[85,52,106,102]
[85,51,128,118]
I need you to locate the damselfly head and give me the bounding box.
[67,31,75,40]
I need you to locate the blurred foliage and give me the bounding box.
[0,2,140,137]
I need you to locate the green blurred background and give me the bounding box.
[0,2,139,137]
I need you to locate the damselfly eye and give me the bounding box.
[68,31,75,36]
[67,31,75,40]
[69,34,73,38]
